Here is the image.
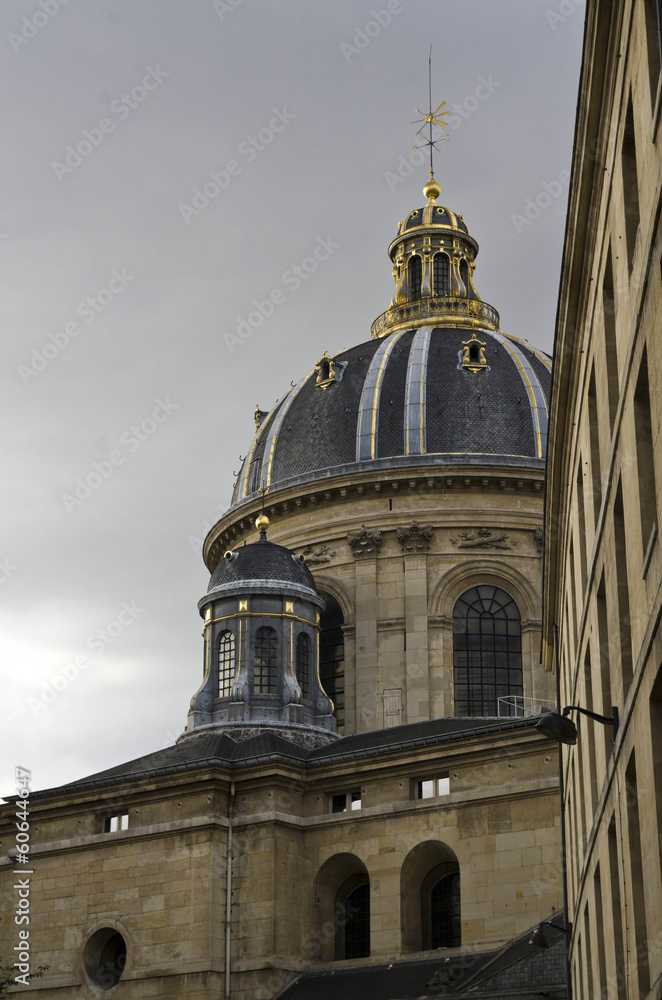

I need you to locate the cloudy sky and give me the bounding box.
[1,0,585,795]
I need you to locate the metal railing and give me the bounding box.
[370,296,500,339]
[497,695,555,718]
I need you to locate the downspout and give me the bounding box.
[225,781,236,1000]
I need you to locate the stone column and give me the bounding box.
[398,521,433,724]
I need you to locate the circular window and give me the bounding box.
[83,928,127,990]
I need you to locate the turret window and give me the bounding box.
[320,594,345,731]
[408,255,422,301]
[459,258,469,294]
[453,586,523,716]
[296,632,310,699]
[433,253,450,296]
[254,626,278,693]
[460,258,469,295]
[218,630,236,697]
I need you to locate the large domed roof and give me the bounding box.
[231,326,550,507]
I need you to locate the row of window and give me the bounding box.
[212,587,524,720]
[322,846,461,960]
[217,627,311,698]
[407,252,470,301]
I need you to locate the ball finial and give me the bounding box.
[255,513,270,534]
[423,171,441,205]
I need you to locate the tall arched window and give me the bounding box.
[408,255,422,300]
[218,631,236,697]
[426,870,461,948]
[254,626,278,693]
[337,878,370,959]
[320,594,345,731]
[433,253,450,296]
[459,258,469,294]
[296,632,310,700]
[453,586,522,717]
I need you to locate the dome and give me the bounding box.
[207,534,317,596]
[397,203,471,237]
[231,326,551,508]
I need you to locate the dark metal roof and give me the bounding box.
[25,716,543,799]
[273,921,567,1000]
[231,328,551,507]
[207,535,316,594]
[400,205,470,235]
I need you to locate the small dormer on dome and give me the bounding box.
[371,173,500,339]
[187,516,335,738]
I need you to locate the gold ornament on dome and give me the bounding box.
[314,351,347,390]
[460,332,488,373]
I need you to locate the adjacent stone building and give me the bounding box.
[542,0,662,997]
[0,172,564,998]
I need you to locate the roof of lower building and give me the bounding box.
[26,715,544,799]
[272,922,567,1000]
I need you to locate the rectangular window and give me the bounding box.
[587,366,603,528]
[644,0,662,110]
[613,481,633,695]
[331,790,361,813]
[583,649,598,811]
[104,813,128,833]
[625,753,651,996]
[650,667,662,892]
[621,97,640,273]
[417,775,450,799]
[608,815,627,1000]
[633,347,658,563]
[596,574,614,760]
[602,246,619,432]
[593,864,608,1000]
[576,461,588,588]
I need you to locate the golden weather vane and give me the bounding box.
[411,46,450,181]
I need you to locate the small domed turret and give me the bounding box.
[186,521,335,740]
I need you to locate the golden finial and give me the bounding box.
[423,171,441,205]
[411,46,449,203]
[256,513,270,534]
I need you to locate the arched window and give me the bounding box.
[459,258,469,294]
[401,841,460,953]
[425,870,461,948]
[408,255,422,301]
[320,594,345,731]
[296,632,310,700]
[254,626,278,693]
[314,853,369,962]
[453,586,523,717]
[337,877,370,960]
[433,253,450,296]
[218,630,236,697]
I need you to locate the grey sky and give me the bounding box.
[1,0,585,794]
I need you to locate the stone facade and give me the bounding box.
[0,724,561,998]
[206,467,554,736]
[543,0,662,997]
